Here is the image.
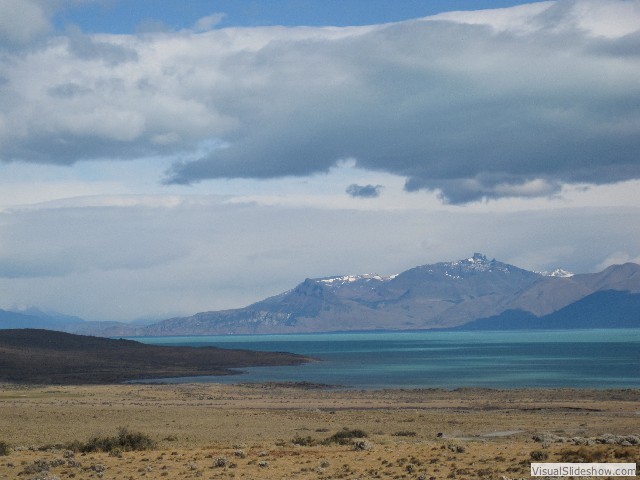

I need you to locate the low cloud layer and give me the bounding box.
[0,0,639,203]
[1,196,639,320]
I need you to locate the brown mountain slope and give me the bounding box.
[0,329,310,385]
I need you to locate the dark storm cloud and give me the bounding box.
[161,5,640,202]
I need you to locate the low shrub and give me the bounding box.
[293,428,369,447]
[69,427,155,454]
[448,443,466,453]
[21,459,49,475]
[353,440,373,451]
[0,440,10,456]
[115,428,155,451]
[213,456,229,468]
[614,447,639,462]
[324,428,368,445]
[559,446,611,463]
[292,435,317,446]
[530,450,549,461]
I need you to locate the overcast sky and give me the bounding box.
[0,0,639,322]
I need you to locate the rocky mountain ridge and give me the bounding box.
[123,255,640,335]
[2,254,639,336]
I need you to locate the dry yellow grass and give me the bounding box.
[0,383,638,479]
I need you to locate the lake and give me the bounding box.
[129,329,640,389]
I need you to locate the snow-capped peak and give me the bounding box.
[318,273,396,286]
[413,253,521,279]
[449,253,507,273]
[541,268,574,278]
[467,253,487,263]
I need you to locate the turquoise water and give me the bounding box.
[129,329,640,389]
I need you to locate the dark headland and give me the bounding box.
[0,329,310,385]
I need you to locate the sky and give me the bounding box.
[0,0,639,322]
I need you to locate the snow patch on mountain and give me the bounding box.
[316,253,531,287]
[540,268,574,278]
[318,273,397,286]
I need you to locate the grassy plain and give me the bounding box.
[0,383,638,479]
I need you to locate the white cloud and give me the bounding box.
[0,0,638,203]
[0,0,50,46]
[426,0,640,38]
[567,0,640,38]
[425,1,555,34]
[193,13,226,32]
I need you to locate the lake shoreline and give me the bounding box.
[0,329,312,385]
[129,328,640,389]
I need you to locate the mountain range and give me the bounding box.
[2,254,639,336]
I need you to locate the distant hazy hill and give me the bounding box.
[0,308,152,337]
[3,254,639,336]
[0,329,309,384]
[0,308,84,330]
[137,254,640,335]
